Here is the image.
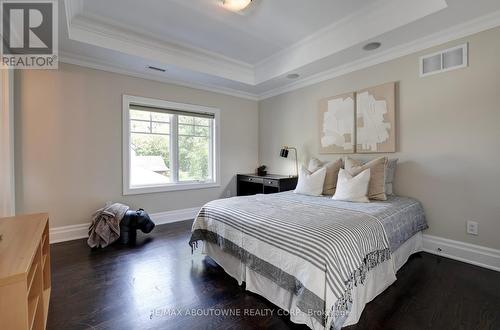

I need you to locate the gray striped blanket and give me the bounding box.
[189,192,427,329]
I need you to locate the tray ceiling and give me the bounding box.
[60,0,500,99]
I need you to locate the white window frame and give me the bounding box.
[123,95,220,195]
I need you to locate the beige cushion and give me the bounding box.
[308,158,342,195]
[345,157,388,200]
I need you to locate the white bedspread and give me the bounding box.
[190,192,427,329]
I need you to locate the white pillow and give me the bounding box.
[332,168,371,203]
[294,166,327,196]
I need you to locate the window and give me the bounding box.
[123,95,220,194]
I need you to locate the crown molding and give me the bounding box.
[81,11,253,70]
[258,9,500,100]
[58,51,260,101]
[69,16,255,85]
[63,0,445,86]
[254,0,447,83]
[61,1,500,102]
[64,0,255,85]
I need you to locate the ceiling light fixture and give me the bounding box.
[219,0,253,13]
[363,42,382,51]
[286,73,300,79]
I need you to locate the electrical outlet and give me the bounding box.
[466,220,478,235]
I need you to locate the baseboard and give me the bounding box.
[150,207,199,226]
[423,234,500,272]
[49,207,200,244]
[50,223,89,243]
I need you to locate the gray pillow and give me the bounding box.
[385,159,398,195]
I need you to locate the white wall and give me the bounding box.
[259,26,500,250]
[15,63,259,228]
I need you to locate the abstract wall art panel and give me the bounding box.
[356,82,396,153]
[318,92,355,154]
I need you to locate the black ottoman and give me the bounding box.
[118,209,155,244]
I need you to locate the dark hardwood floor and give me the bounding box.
[47,220,500,330]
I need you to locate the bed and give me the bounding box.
[189,191,427,329]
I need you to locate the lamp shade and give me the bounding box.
[279,146,298,177]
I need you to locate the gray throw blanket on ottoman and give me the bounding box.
[88,202,129,248]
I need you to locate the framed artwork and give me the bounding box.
[318,92,355,154]
[356,82,396,153]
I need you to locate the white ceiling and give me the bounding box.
[81,0,377,64]
[59,0,500,100]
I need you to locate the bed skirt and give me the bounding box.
[202,232,423,329]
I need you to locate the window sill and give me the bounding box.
[123,182,220,195]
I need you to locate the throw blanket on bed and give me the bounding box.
[190,193,399,329]
[88,202,129,248]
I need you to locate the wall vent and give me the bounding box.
[147,65,166,72]
[420,43,468,77]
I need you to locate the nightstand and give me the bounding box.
[236,174,298,196]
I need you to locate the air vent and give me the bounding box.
[147,65,166,72]
[420,43,468,77]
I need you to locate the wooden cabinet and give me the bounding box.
[0,213,51,330]
[237,174,298,196]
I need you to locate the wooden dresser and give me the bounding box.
[0,214,51,330]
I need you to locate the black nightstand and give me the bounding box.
[236,174,298,196]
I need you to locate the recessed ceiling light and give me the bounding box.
[147,65,166,72]
[287,73,300,79]
[363,42,382,51]
[220,0,253,12]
